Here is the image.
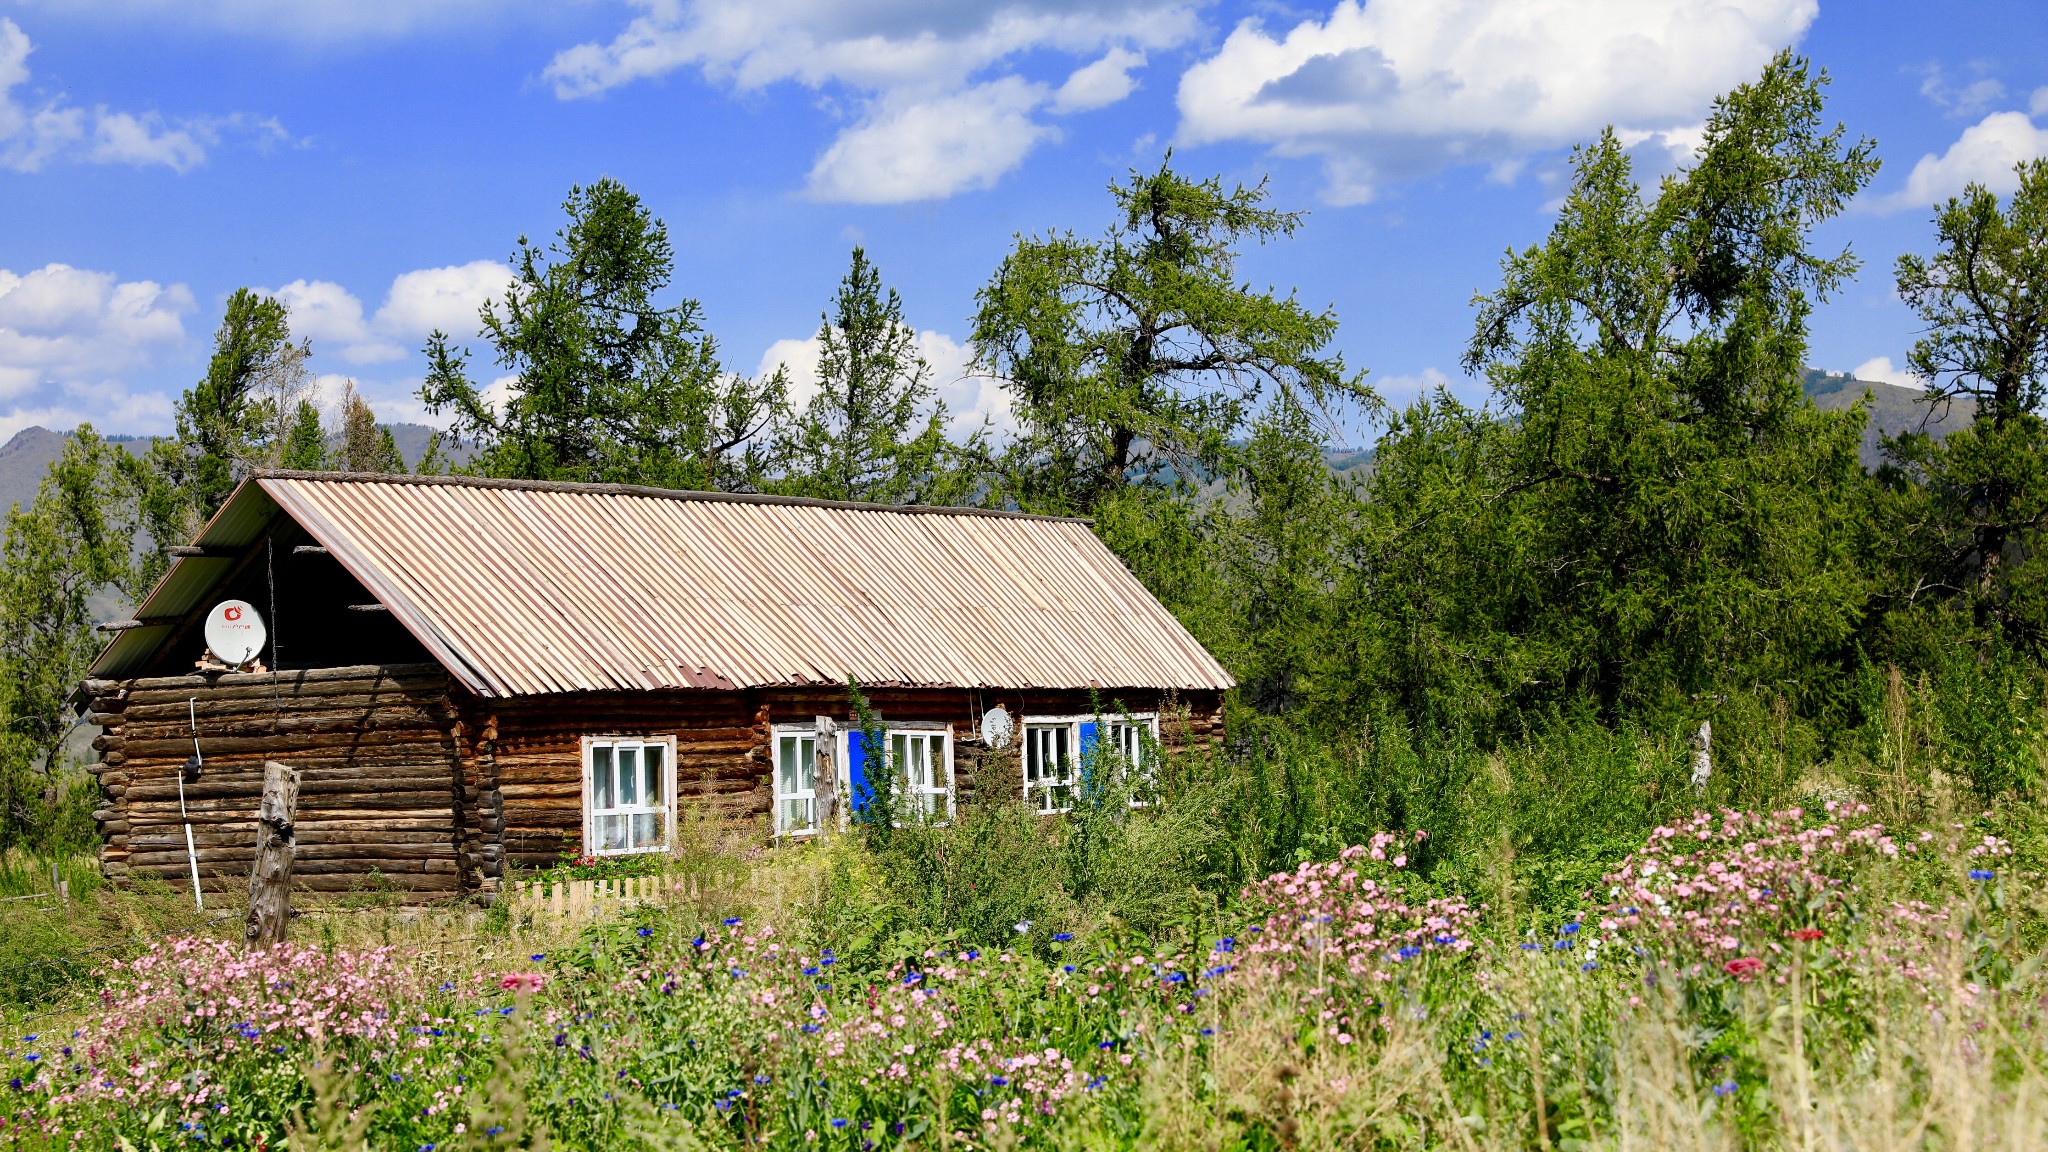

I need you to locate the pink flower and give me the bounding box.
[498,972,546,993]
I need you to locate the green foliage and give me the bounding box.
[0,428,144,848]
[972,158,1370,516]
[420,178,785,490]
[331,380,407,473]
[773,248,982,504]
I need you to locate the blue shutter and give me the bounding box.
[1077,721,1101,802]
[847,731,874,820]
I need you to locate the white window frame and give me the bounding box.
[772,726,820,838]
[1022,713,1159,814]
[835,723,956,825]
[581,735,678,856]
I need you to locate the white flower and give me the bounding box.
[1015,921,1031,934]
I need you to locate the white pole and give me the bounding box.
[183,698,204,911]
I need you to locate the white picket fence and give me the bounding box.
[508,875,662,920]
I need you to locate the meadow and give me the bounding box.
[1,704,2044,1152]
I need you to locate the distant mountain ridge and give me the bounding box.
[1800,369,1972,469]
[0,423,457,515]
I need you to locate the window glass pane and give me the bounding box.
[618,746,640,806]
[778,737,797,794]
[1054,728,1070,777]
[798,736,815,791]
[600,813,625,851]
[644,745,664,806]
[592,745,614,810]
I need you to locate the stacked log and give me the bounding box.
[87,664,463,898]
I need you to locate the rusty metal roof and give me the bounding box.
[91,473,1234,698]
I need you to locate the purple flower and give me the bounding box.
[1971,869,1996,881]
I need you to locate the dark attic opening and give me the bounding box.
[130,513,434,678]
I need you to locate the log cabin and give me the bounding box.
[79,472,1234,901]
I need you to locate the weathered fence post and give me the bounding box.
[813,716,837,836]
[245,760,300,947]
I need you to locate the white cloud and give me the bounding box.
[1850,356,1923,389]
[1917,64,2005,118]
[0,263,191,438]
[0,17,273,173]
[808,78,1054,202]
[2033,87,2048,118]
[266,262,514,365]
[374,260,514,341]
[544,1,1198,202]
[1175,0,1817,202]
[1871,110,2048,212]
[754,329,1013,439]
[1052,48,1145,113]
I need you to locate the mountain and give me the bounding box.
[0,422,467,516]
[1801,369,1972,469]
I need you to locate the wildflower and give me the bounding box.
[637,927,654,938]
[498,973,545,994]
[1053,932,1073,942]
[1520,943,1539,951]
[1015,921,1031,934]
[1724,957,1765,981]
[1562,922,1580,935]
[1063,965,1075,973]
[22,1054,35,1063]
[486,1127,504,1137]
[990,1076,1008,1086]
[1713,1081,1737,1097]
[530,954,545,961]
[1581,962,1597,972]
[724,917,743,927]
[1397,946,1421,960]
[1087,1075,1108,1090]
[1200,1027,1214,1036]
[831,1118,848,1129]
[903,972,923,985]
[1787,928,1823,942]
[1970,869,1996,881]
[754,1074,772,1085]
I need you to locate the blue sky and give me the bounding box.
[0,0,2044,447]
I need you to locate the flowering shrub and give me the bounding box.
[1599,803,1904,961]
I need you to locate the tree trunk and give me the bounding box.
[245,760,300,947]
[813,716,837,836]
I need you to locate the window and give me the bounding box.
[583,737,674,855]
[1023,714,1158,813]
[844,725,954,823]
[1024,723,1074,814]
[774,729,818,836]
[892,730,951,821]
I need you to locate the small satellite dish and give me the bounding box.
[980,706,1015,749]
[204,600,266,667]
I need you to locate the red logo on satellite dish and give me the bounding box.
[224,606,242,621]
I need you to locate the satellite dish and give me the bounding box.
[980,706,1015,749]
[204,600,266,667]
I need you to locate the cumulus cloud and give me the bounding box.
[543,0,1198,202]
[0,17,278,173]
[754,329,1013,439]
[1175,0,1817,203]
[1870,110,2048,213]
[1850,356,1923,389]
[266,262,513,365]
[1917,63,2005,118]
[0,263,192,440]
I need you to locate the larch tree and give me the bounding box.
[419,178,785,491]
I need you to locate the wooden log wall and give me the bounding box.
[86,664,464,899]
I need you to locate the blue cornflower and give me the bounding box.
[391,1073,404,1083]
[500,1006,515,1016]
[486,1127,505,1137]
[418,1144,435,1151]
[638,927,654,937]
[714,1100,731,1111]
[1397,946,1422,960]
[831,1118,848,1129]
[1582,961,1598,971]
[530,954,545,961]
[802,1024,821,1033]
[1200,1027,1214,1036]
[903,972,923,985]
[1214,938,1235,953]
[1562,922,1580,935]
[731,968,747,979]
[438,982,454,992]
[1971,869,1996,881]
[1435,934,1456,945]
[21,1036,34,1043]
[1552,940,1572,950]
[1087,1075,1108,1090]
[990,1076,1009,1086]
[1063,965,1075,973]
[804,966,819,976]
[1505,1031,1523,1042]
[1164,971,1187,983]
[964,949,979,960]
[1098,1040,1114,1049]
[554,1033,568,1047]
[1521,943,1539,951]
[1713,1081,1737,1097]
[820,955,837,966]
[723,917,742,927]
[1053,933,1073,942]
[22,1054,36,1063]
[754,1074,771,1085]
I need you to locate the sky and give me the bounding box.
[0,0,2044,448]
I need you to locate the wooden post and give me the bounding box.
[245,760,300,948]
[813,716,838,836]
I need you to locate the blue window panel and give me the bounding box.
[1077,721,1101,802]
[848,730,875,819]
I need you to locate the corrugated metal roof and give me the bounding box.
[93,473,1235,697]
